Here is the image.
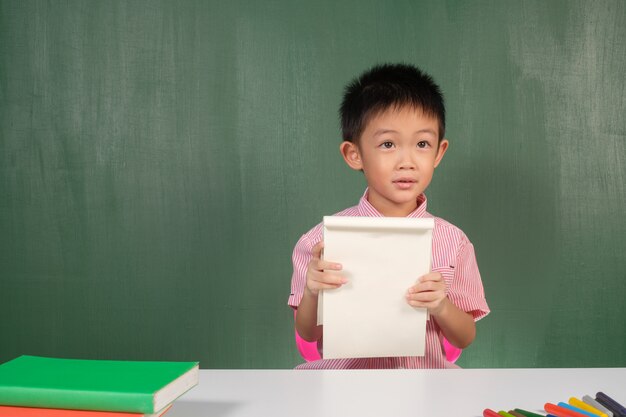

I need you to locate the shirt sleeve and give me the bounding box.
[287,232,317,309]
[447,237,490,321]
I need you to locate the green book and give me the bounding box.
[0,356,199,413]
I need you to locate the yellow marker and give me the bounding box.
[569,397,608,417]
[498,412,516,417]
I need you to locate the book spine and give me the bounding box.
[0,405,145,417]
[0,387,154,413]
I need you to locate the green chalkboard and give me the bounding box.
[1,0,625,368]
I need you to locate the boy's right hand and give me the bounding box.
[305,241,347,297]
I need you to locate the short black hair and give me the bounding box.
[340,63,445,143]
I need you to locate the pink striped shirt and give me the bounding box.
[288,189,489,369]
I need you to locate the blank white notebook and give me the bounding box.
[319,216,434,359]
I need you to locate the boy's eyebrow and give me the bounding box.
[373,129,397,137]
[373,128,437,137]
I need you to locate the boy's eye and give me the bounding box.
[380,141,394,149]
[417,141,430,149]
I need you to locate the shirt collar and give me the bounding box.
[357,188,428,218]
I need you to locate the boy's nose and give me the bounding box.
[397,152,416,169]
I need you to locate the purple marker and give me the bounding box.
[596,392,626,417]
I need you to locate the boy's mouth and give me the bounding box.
[392,178,417,189]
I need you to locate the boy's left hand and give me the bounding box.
[406,272,448,316]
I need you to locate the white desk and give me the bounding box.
[168,368,626,417]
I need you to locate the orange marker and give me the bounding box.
[484,409,501,417]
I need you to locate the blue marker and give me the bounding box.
[558,402,598,417]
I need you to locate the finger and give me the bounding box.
[406,291,441,303]
[311,241,324,260]
[406,299,427,308]
[406,291,445,306]
[309,276,348,292]
[309,258,341,274]
[405,295,435,308]
[317,259,342,272]
[311,271,348,286]
[408,281,444,293]
[418,272,443,283]
[310,281,344,291]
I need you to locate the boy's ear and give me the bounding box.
[340,141,363,171]
[434,139,449,168]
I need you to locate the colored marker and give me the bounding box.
[558,402,599,417]
[515,408,548,417]
[583,395,614,417]
[484,409,501,417]
[545,402,589,417]
[570,397,608,417]
[596,392,626,417]
[499,412,517,417]
[509,411,530,417]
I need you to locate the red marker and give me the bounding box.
[545,403,589,417]
[484,409,502,417]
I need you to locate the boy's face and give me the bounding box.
[340,106,448,217]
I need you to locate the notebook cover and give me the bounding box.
[322,216,433,359]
